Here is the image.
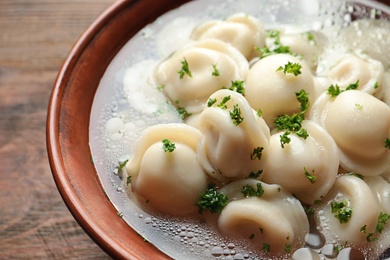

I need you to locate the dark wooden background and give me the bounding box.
[0,0,114,259]
[0,0,388,259]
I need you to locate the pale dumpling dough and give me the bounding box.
[124,123,208,215]
[279,31,326,71]
[218,179,309,255]
[197,89,270,182]
[327,52,385,98]
[245,54,315,127]
[314,175,381,253]
[261,120,339,204]
[155,39,248,114]
[191,13,265,60]
[311,90,390,176]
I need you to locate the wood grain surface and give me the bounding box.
[0,0,114,259]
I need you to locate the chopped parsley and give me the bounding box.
[162,139,176,153]
[207,98,217,107]
[247,170,263,179]
[354,103,363,110]
[331,200,352,224]
[348,172,365,180]
[303,31,316,45]
[279,131,291,148]
[295,89,310,113]
[360,225,367,233]
[126,175,132,186]
[229,104,244,126]
[346,80,359,90]
[250,147,264,160]
[197,184,229,214]
[256,45,291,59]
[211,64,220,76]
[376,212,390,233]
[374,81,379,89]
[256,108,263,117]
[327,80,360,98]
[327,84,343,97]
[241,183,264,198]
[304,205,315,216]
[366,233,378,242]
[117,211,124,218]
[217,95,231,109]
[177,57,192,79]
[304,167,317,184]
[385,138,390,149]
[177,107,192,120]
[262,243,271,253]
[274,90,310,148]
[284,243,292,253]
[228,80,245,95]
[116,159,129,173]
[276,61,302,76]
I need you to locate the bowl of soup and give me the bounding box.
[47,0,390,259]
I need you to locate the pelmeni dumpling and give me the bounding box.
[245,54,315,127]
[310,90,390,176]
[155,39,248,114]
[218,179,309,255]
[314,175,381,250]
[261,120,339,204]
[279,31,326,71]
[191,13,265,60]
[124,123,208,215]
[326,52,385,98]
[197,89,270,182]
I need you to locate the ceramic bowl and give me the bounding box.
[47,0,389,259]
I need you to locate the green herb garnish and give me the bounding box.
[276,61,302,76]
[331,200,352,224]
[229,104,244,126]
[247,170,263,179]
[217,95,231,109]
[241,183,264,198]
[207,98,217,107]
[376,212,390,233]
[250,147,264,160]
[177,107,192,120]
[211,64,220,77]
[304,167,317,184]
[197,184,229,214]
[162,139,176,153]
[177,57,192,79]
[229,80,245,95]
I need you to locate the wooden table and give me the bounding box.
[0,1,114,258]
[1,0,389,259]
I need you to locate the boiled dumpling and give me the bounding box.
[313,174,384,257]
[124,123,208,215]
[197,89,270,182]
[310,90,390,176]
[218,179,309,255]
[155,39,248,114]
[261,120,339,204]
[245,54,315,127]
[191,13,265,60]
[326,52,385,98]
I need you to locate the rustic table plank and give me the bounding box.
[0,0,114,259]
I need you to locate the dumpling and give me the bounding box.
[197,89,270,182]
[326,52,385,98]
[279,30,327,71]
[261,120,339,205]
[155,39,248,114]
[313,174,384,258]
[245,54,315,127]
[310,90,390,176]
[124,123,208,215]
[218,179,309,255]
[191,13,265,60]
